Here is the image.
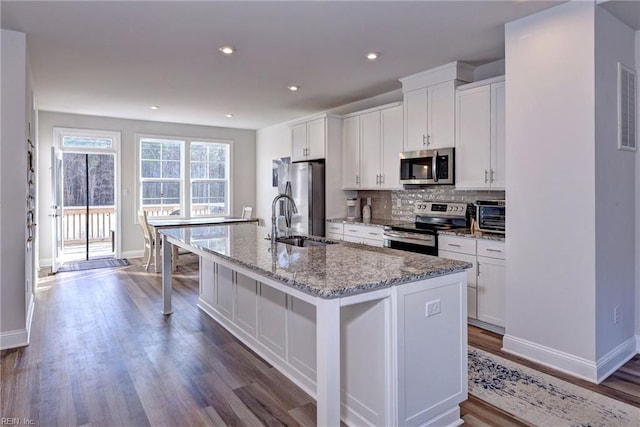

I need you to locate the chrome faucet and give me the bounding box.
[271,193,298,245]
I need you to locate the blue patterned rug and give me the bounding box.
[468,347,640,426]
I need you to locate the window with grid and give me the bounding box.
[138,136,231,218]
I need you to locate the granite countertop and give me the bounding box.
[161,223,471,299]
[438,228,506,242]
[326,217,406,228]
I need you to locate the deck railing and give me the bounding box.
[63,206,115,244]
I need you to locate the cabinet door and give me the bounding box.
[291,123,308,162]
[360,111,381,188]
[438,249,478,319]
[404,88,428,151]
[427,81,456,149]
[342,116,360,189]
[216,265,234,320]
[477,256,506,327]
[199,257,216,307]
[287,297,316,379]
[258,283,287,357]
[455,85,491,189]
[235,273,257,337]
[306,118,326,160]
[490,81,506,189]
[380,105,403,189]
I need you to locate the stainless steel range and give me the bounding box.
[383,201,470,255]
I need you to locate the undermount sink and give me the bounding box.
[275,235,337,247]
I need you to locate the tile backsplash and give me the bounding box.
[355,187,505,222]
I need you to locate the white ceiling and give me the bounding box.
[2,1,572,130]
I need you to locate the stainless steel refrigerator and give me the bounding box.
[278,161,325,237]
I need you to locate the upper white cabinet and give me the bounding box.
[404,81,457,151]
[291,117,327,162]
[342,103,403,190]
[455,76,505,189]
[400,61,474,152]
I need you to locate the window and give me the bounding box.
[138,135,231,218]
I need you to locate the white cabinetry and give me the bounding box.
[342,103,403,190]
[403,81,457,151]
[326,221,344,241]
[439,235,506,330]
[455,76,505,189]
[258,284,287,357]
[342,224,384,247]
[235,273,258,337]
[400,62,473,152]
[477,240,506,328]
[438,235,478,319]
[291,117,327,162]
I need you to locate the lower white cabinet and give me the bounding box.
[477,240,506,328]
[287,296,317,380]
[326,221,344,241]
[216,265,234,319]
[343,223,384,247]
[438,235,505,329]
[235,273,258,337]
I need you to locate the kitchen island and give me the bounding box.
[160,223,471,427]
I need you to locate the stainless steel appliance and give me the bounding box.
[399,147,455,185]
[383,201,469,255]
[475,200,506,234]
[278,161,325,236]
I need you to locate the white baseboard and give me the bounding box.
[596,335,637,383]
[503,334,638,384]
[503,334,598,382]
[40,257,52,267]
[0,296,35,350]
[122,250,143,259]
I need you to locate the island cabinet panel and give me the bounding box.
[287,296,317,381]
[396,274,467,426]
[341,300,387,426]
[199,257,216,307]
[216,265,234,320]
[235,273,258,337]
[258,283,287,358]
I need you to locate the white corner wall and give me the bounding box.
[636,30,640,346]
[1,29,29,348]
[37,112,256,262]
[503,1,599,378]
[594,7,636,370]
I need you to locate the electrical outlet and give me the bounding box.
[614,306,620,324]
[426,299,441,318]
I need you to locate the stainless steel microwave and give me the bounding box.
[399,148,455,185]
[475,200,506,234]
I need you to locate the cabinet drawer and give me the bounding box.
[438,235,476,255]
[326,222,344,234]
[477,240,506,259]
[343,224,384,241]
[326,232,343,241]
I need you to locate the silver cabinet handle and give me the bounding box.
[426,134,431,145]
[484,170,488,183]
[422,135,427,146]
[447,243,461,247]
[376,174,380,184]
[356,175,359,184]
[368,232,379,236]
[486,248,502,253]
[490,169,495,183]
[379,174,384,184]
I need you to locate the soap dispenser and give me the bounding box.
[362,198,371,221]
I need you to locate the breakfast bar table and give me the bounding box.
[159,223,471,427]
[146,216,258,272]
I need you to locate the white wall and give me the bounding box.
[636,30,640,342]
[504,1,598,370]
[37,112,256,262]
[594,7,636,360]
[1,29,30,347]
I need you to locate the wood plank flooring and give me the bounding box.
[2,257,640,426]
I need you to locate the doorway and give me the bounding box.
[51,128,121,272]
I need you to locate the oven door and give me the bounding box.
[383,229,437,255]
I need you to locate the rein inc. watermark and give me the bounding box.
[1,419,35,425]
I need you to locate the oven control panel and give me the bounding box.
[414,202,467,217]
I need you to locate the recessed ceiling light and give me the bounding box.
[225,113,234,118]
[150,105,160,110]
[366,52,380,61]
[219,46,235,55]
[288,85,300,92]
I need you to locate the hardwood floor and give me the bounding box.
[2,257,639,426]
